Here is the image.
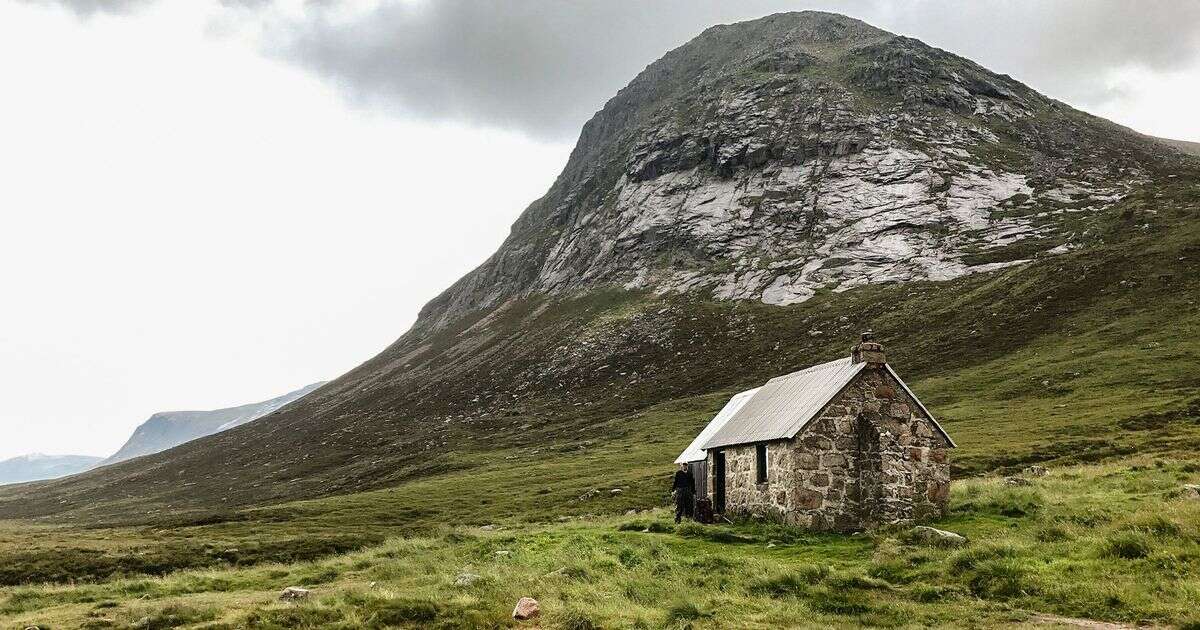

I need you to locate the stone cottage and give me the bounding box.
[675,333,954,531]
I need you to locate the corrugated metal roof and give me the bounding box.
[702,357,865,449]
[675,387,761,463]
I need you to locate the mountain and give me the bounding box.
[101,383,325,465]
[0,454,102,485]
[1,12,1197,523]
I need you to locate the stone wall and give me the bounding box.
[709,366,951,531]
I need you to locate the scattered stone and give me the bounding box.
[279,587,311,601]
[579,489,600,500]
[512,597,540,620]
[1005,477,1033,486]
[908,526,967,548]
[454,572,481,587]
[1024,465,1049,477]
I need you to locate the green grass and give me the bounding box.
[3,459,1199,628]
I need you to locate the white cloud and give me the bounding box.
[0,1,569,458]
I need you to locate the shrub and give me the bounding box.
[748,564,829,597]
[1034,523,1072,543]
[807,587,872,615]
[968,558,1034,599]
[665,600,713,623]
[560,609,600,630]
[242,604,345,628]
[1101,532,1153,559]
[129,604,218,630]
[948,544,1017,573]
[956,487,1044,517]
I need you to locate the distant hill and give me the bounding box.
[1156,137,1200,157]
[0,454,102,485]
[101,383,324,465]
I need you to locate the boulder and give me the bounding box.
[512,597,540,620]
[908,526,967,548]
[454,572,481,587]
[279,587,311,601]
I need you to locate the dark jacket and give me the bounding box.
[673,469,695,494]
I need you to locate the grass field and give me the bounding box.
[3,458,1199,628]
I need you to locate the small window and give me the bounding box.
[755,443,768,484]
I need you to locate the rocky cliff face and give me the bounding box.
[102,382,324,465]
[414,11,1181,333]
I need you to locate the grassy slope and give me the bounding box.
[3,459,1200,628]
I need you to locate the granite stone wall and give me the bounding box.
[708,366,951,531]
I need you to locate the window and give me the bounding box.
[755,443,768,484]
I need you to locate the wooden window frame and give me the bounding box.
[755,443,768,484]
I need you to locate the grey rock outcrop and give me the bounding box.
[411,11,1181,336]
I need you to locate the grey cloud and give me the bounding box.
[28,0,1200,139]
[274,1,825,141]
[270,0,1200,142]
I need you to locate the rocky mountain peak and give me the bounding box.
[410,12,1186,336]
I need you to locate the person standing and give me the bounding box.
[672,463,695,523]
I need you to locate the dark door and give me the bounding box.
[712,451,726,514]
[689,460,708,500]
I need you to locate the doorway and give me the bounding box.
[712,451,726,514]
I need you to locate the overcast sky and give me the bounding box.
[2,0,1198,460]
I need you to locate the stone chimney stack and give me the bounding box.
[851,331,886,365]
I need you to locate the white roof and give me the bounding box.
[674,387,761,463]
[700,357,956,450]
[703,358,863,449]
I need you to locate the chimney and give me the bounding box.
[851,331,886,365]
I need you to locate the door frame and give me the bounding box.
[712,450,726,514]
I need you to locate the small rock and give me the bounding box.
[544,567,566,578]
[624,509,639,516]
[610,488,623,495]
[1004,477,1032,486]
[495,550,511,557]
[479,524,500,531]
[512,597,540,620]
[908,526,967,548]
[1024,465,1048,477]
[579,489,600,500]
[556,516,571,522]
[454,572,481,586]
[1182,485,1200,500]
[279,587,311,601]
